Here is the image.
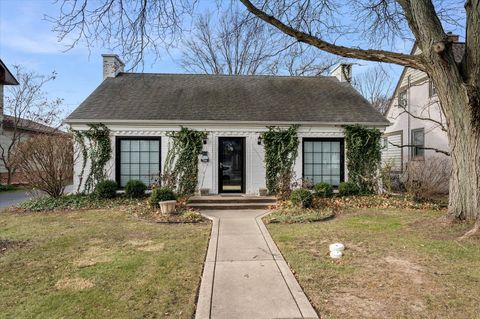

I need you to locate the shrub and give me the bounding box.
[94,180,117,199]
[19,194,92,211]
[403,157,450,201]
[182,210,203,223]
[124,180,146,198]
[338,181,360,196]
[290,188,313,208]
[149,187,176,208]
[13,134,73,198]
[0,184,15,192]
[314,182,333,197]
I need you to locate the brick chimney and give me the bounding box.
[446,32,459,42]
[331,63,352,83]
[102,54,125,80]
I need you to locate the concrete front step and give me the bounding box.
[187,202,275,210]
[188,195,276,204]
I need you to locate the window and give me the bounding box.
[116,137,161,187]
[429,80,437,97]
[303,139,344,186]
[411,128,425,159]
[398,90,407,107]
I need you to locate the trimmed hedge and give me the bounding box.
[314,182,333,198]
[290,188,313,208]
[338,181,360,196]
[95,180,117,199]
[124,180,146,198]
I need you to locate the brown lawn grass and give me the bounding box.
[267,208,480,319]
[0,209,210,319]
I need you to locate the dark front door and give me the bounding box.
[218,137,245,193]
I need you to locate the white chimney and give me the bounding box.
[102,54,125,80]
[331,63,352,83]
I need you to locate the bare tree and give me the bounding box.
[49,0,480,229]
[1,67,63,184]
[354,65,393,115]
[180,9,335,75]
[13,134,73,198]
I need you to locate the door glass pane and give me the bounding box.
[220,138,243,192]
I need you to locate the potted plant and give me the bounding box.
[149,187,177,215]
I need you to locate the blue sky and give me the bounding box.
[0,0,183,116]
[0,0,417,118]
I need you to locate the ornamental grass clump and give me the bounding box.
[290,188,313,208]
[125,180,146,198]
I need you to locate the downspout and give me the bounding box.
[407,75,411,162]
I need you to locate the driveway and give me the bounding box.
[196,210,318,319]
[0,185,73,209]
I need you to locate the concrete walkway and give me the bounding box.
[196,210,318,319]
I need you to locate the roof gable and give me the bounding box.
[67,73,388,126]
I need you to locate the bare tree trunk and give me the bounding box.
[6,167,12,185]
[448,127,480,221]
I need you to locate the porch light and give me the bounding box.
[257,135,263,145]
[200,151,209,163]
[203,137,208,144]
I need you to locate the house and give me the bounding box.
[0,59,58,184]
[66,54,388,195]
[382,34,463,173]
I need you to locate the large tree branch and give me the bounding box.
[239,0,426,70]
[388,141,450,156]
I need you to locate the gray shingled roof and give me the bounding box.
[66,73,388,125]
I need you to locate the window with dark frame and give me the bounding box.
[303,139,344,187]
[429,80,437,97]
[398,90,407,107]
[116,138,161,187]
[411,128,425,159]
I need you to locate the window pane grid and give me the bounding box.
[119,139,160,187]
[303,140,342,186]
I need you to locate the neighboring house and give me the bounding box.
[0,59,58,184]
[382,34,463,172]
[66,55,388,195]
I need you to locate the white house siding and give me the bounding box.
[384,68,449,170]
[382,131,403,172]
[70,123,352,195]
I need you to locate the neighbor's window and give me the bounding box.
[398,90,407,107]
[429,80,437,97]
[411,129,425,159]
[117,138,161,187]
[303,139,343,186]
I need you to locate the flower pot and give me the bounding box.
[259,188,268,196]
[159,200,176,215]
[200,188,209,196]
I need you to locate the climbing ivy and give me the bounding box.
[344,124,382,194]
[262,125,299,195]
[164,127,207,196]
[70,124,112,193]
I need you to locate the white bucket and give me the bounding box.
[329,243,345,252]
[330,250,343,259]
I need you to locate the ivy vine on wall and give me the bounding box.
[164,127,207,196]
[344,124,382,194]
[70,124,112,193]
[262,125,299,195]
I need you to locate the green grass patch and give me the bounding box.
[0,209,210,318]
[264,207,335,224]
[267,208,480,318]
